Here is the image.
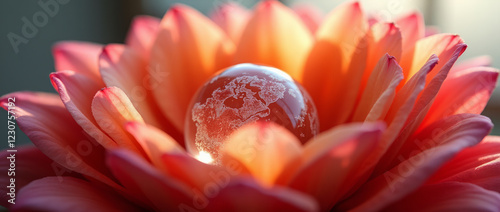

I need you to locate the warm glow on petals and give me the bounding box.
[280,123,384,210]
[160,153,237,191]
[210,2,250,44]
[361,22,402,90]
[396,12,424,53]
[221,122,302,186]
[235,0,312,79]
[302,2,368,129]
[52,41,104,83]
[151,4,234,132]
[125,121,184,170]
[91,87,145,155]
[353,54,403,122]
[402,34,464,81]
[125,15,160,59]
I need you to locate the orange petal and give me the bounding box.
[205,179,319,212]
[302,2,368,130]
[339,115,491,211]
[0,92,119,190]
[107,149,193,211]
[99,44,182,141]
[91,87,145,155]
[151,4,234,131]
[52,41,104,83]
[220,122,302,186]
[428,135,500,193]
[125,15,160,59]
[210,2,250,44]
[395,12,424,53]
[352,54,403,122]
[292,4,323,34]
[421,67,498,128]
[160,153,239,191]
[50,70,115,148]
[125,121,184,170]
[279,123,384,210]
[12,177,140,212]
[234,0,312,79]
[402,34,465,81]
[360,23,402,91]
[383,182,500,212]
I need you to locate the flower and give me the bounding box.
[1,1,500,211]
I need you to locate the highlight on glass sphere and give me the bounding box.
[185,63,319,163]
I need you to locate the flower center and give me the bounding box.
[185,63,319,163]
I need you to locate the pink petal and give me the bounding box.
[50,71,115,148]
[125,121,184,170]
[292,3,323,34]
[0,92,119,189]
[99,44,183,142]
[302,2,368,130]
[12,177,140,212]
[0,146,79,207]
[395,12,424,53]
[91,87,145,155]
[220,122,302,186]
[150,4,234,132]
[352,54,403,122]
[107,149,192,211]
[205,178,319,212]
[371,55,438,176]
[383,182,500,211]
[376,44,467,172]
[279,123,384,211]
[210,2,250,44]
[386,114,492,171]
[338,115,492,211]
[424,25,440,37]
[360,23,402,91]
[421,67,498,128]
[401,34,465,81]
[125,15,160,59]
[451,55,492,73]
[234,0,313,79]
[52,41,104,83]
[428,135,500,193]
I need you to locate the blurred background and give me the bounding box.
[1,0,500,149]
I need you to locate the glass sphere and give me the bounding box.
[185,63,319,163]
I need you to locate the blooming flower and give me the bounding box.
[2,1,500,211]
